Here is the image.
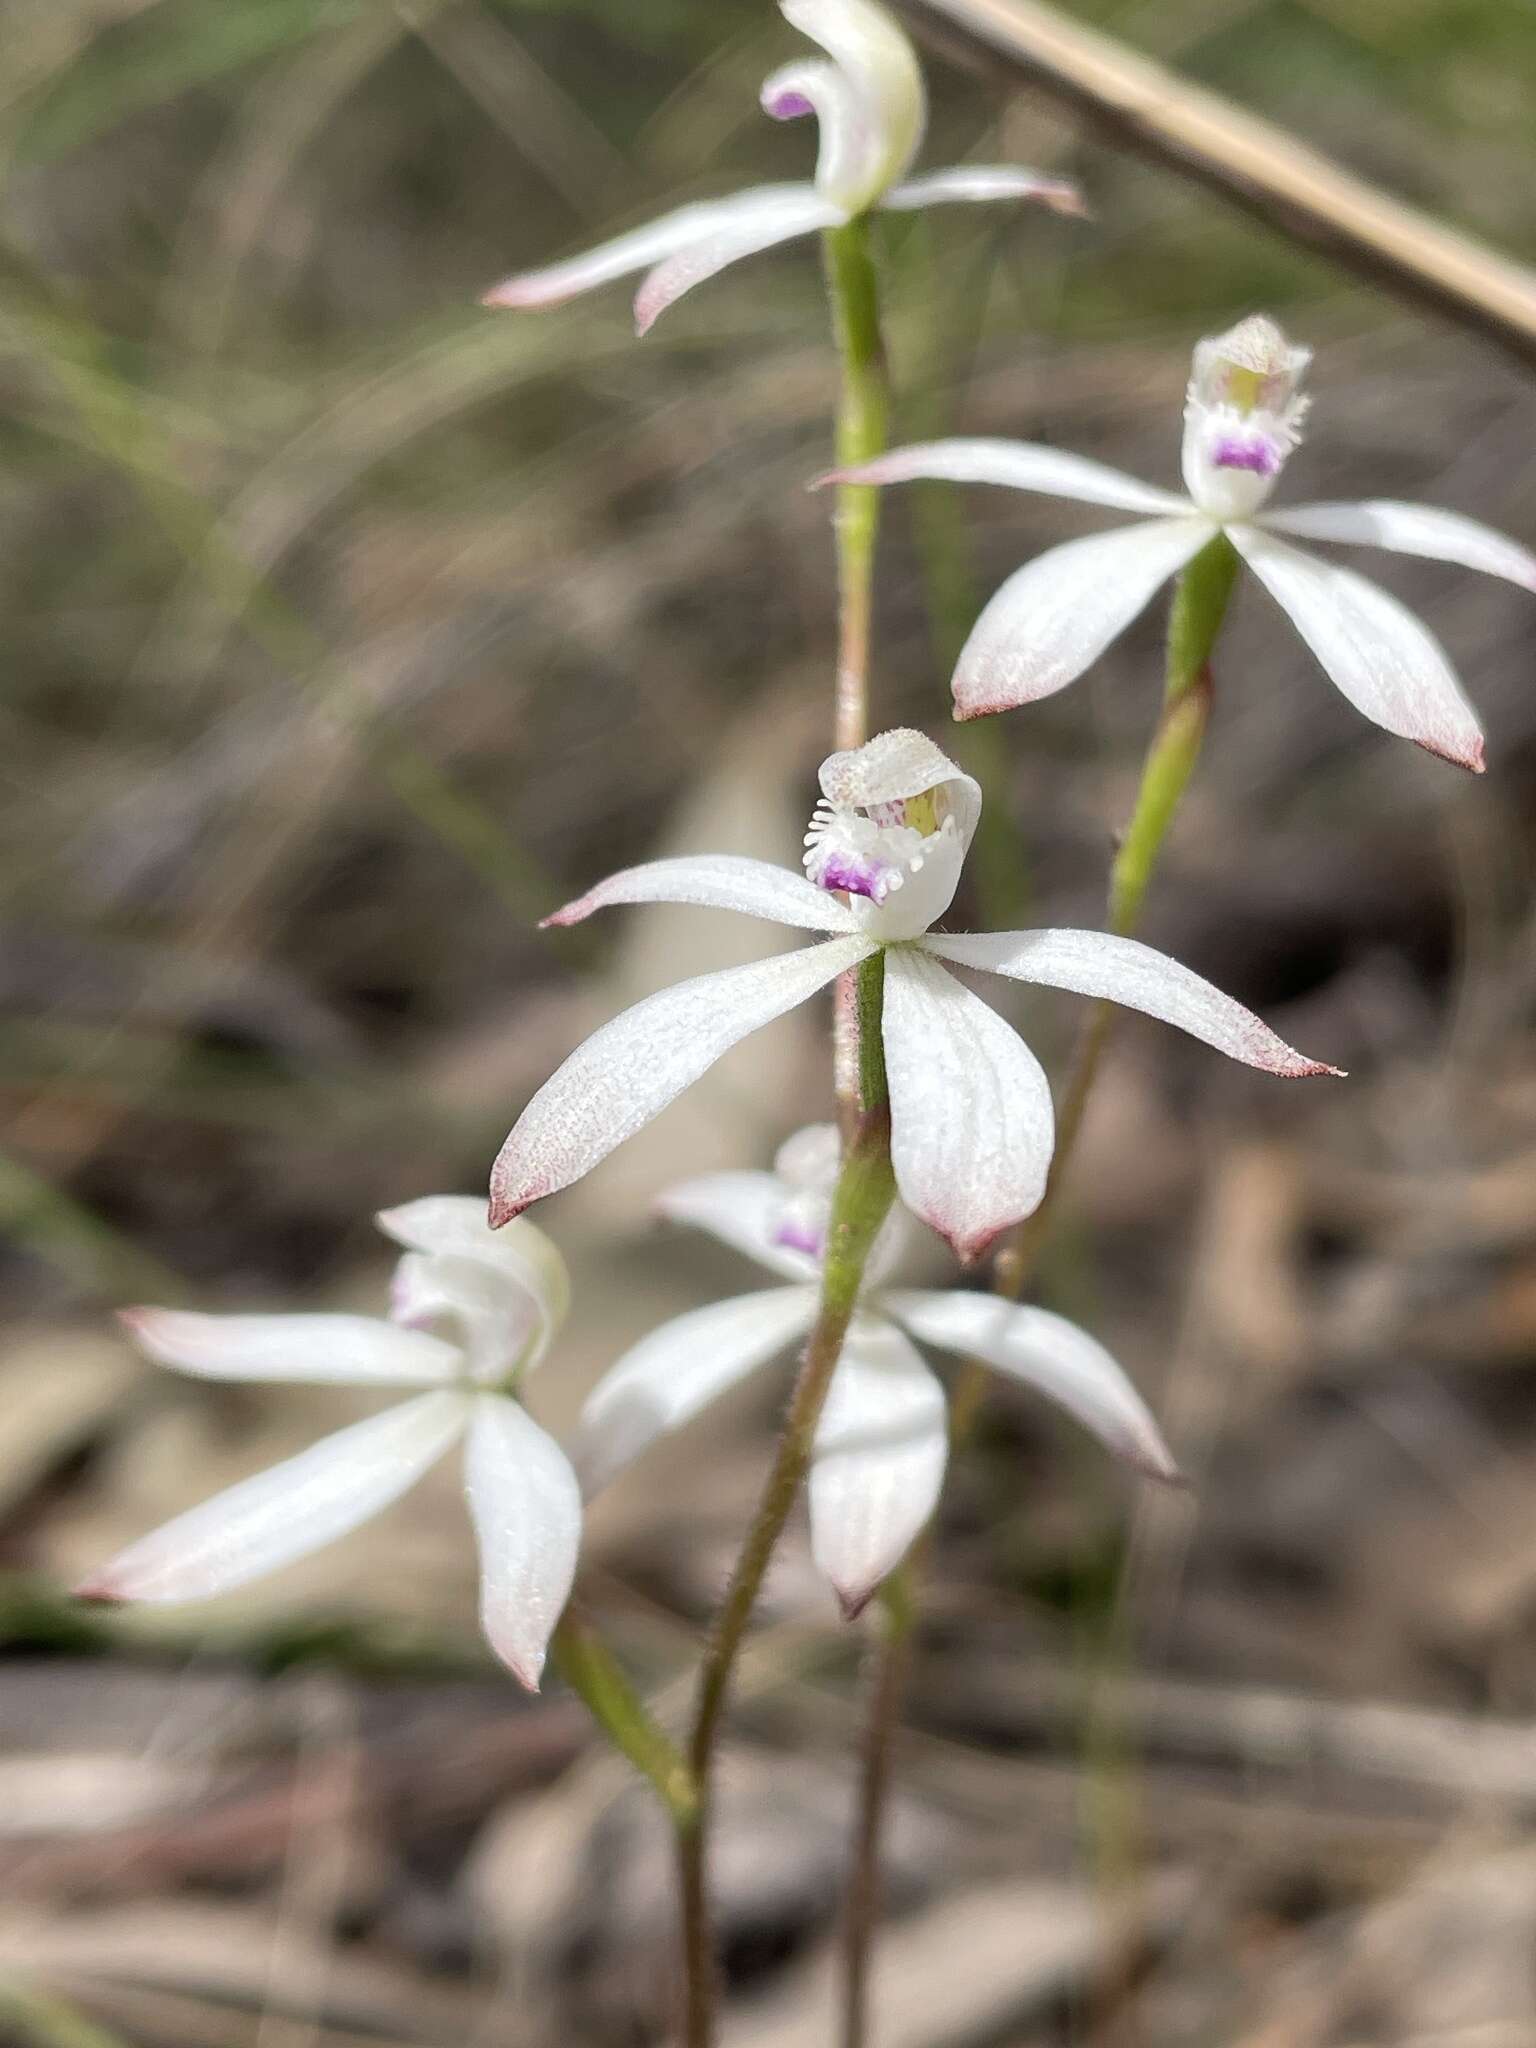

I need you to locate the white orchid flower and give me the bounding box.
[76,1200,582,1689]
[481,0,1081,335]
[577,1125,1178,1616]
[491,728,1337,1264]
[823,314,1536,770]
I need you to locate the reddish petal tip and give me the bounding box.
[73,1576,127,1607]
[503,1653,544,1693]
[1418,730,1486,774]
[1136,1451,1191,1490]
[115,1306,151,1332]
[835,1584,877,1623]
[487,1190,531,1231]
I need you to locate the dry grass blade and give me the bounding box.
[894,0,1536,365]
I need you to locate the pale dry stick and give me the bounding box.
[894,0,1536,367]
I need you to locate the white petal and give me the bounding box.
[782,0,926,211]
[881,946,1053,1264]
[490,936,874,1225]
[655,1170,822,1281]
[953,518,1214,719]
[542,854,860,935]
[481,185,821,310]
[76,1392,469,1605]
[1261,500,1536,592]
[880,165,1085,217]
[118,1307,462,1386]
[464,1395,582,1690]
[634,185,843,334]
[818,439,1185,517]
[809,1313,947,1617]
[377,1199,571,1367]
[924,930,1341,1078]
[575,1287,819,1495]
[1228,526,1485,772]
[882,1289,1178,1481]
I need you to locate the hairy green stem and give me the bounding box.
[823,216,891,1134]
[679,954,895,2048]
[553,1608,695,1828]
[837,534,1240,2048]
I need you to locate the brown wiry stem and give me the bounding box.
[678,956,894,2048]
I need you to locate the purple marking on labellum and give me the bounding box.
[1212,434,1281,477]
[815,854,884,901]
[764,88,815,120]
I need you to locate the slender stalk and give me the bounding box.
[553,1607,695,1827]
[836,533,1240,2048]
[823,216,891,1134]
[679,952,896,2048]
[824,217,890,756]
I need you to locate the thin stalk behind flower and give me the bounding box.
[838,539,1240,2048]
[824,215,892,1130]
[680,954,896,2048]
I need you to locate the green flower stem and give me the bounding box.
[836,534,1241,2048]
[823,216,890,1133]
[823,216,890,757]
[552,1607,695,1828]
[680,952,895,2048]
[994,528,1238,1295]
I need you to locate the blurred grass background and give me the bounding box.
[2,1,1536,2043]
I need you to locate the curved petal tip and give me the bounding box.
[502,1649,545,1693]
[73,1574,127,1607]
[487,1188,534,1231]
[834,1580,878,1623]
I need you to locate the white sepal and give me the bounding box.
[1260,500,1536,591]
[1228,526,1486,772]
[880,166,1083,217]
[490,935,875,1225]
[882,1290,1178,1480]
[575,1287,819,1495]
[542,853,862,935]
[464,1395,582,1690]
[818,438,1187,517]
[118,1307,462,1386]
[655,1170,823,1282]
[481,187,822,310]
[952,518,1214,719]
[923,929,1341,1077]
[881,946,1053,1263]
[634,186,843,333]
[76,1391,470,1605]
[809,1313,947,1617]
